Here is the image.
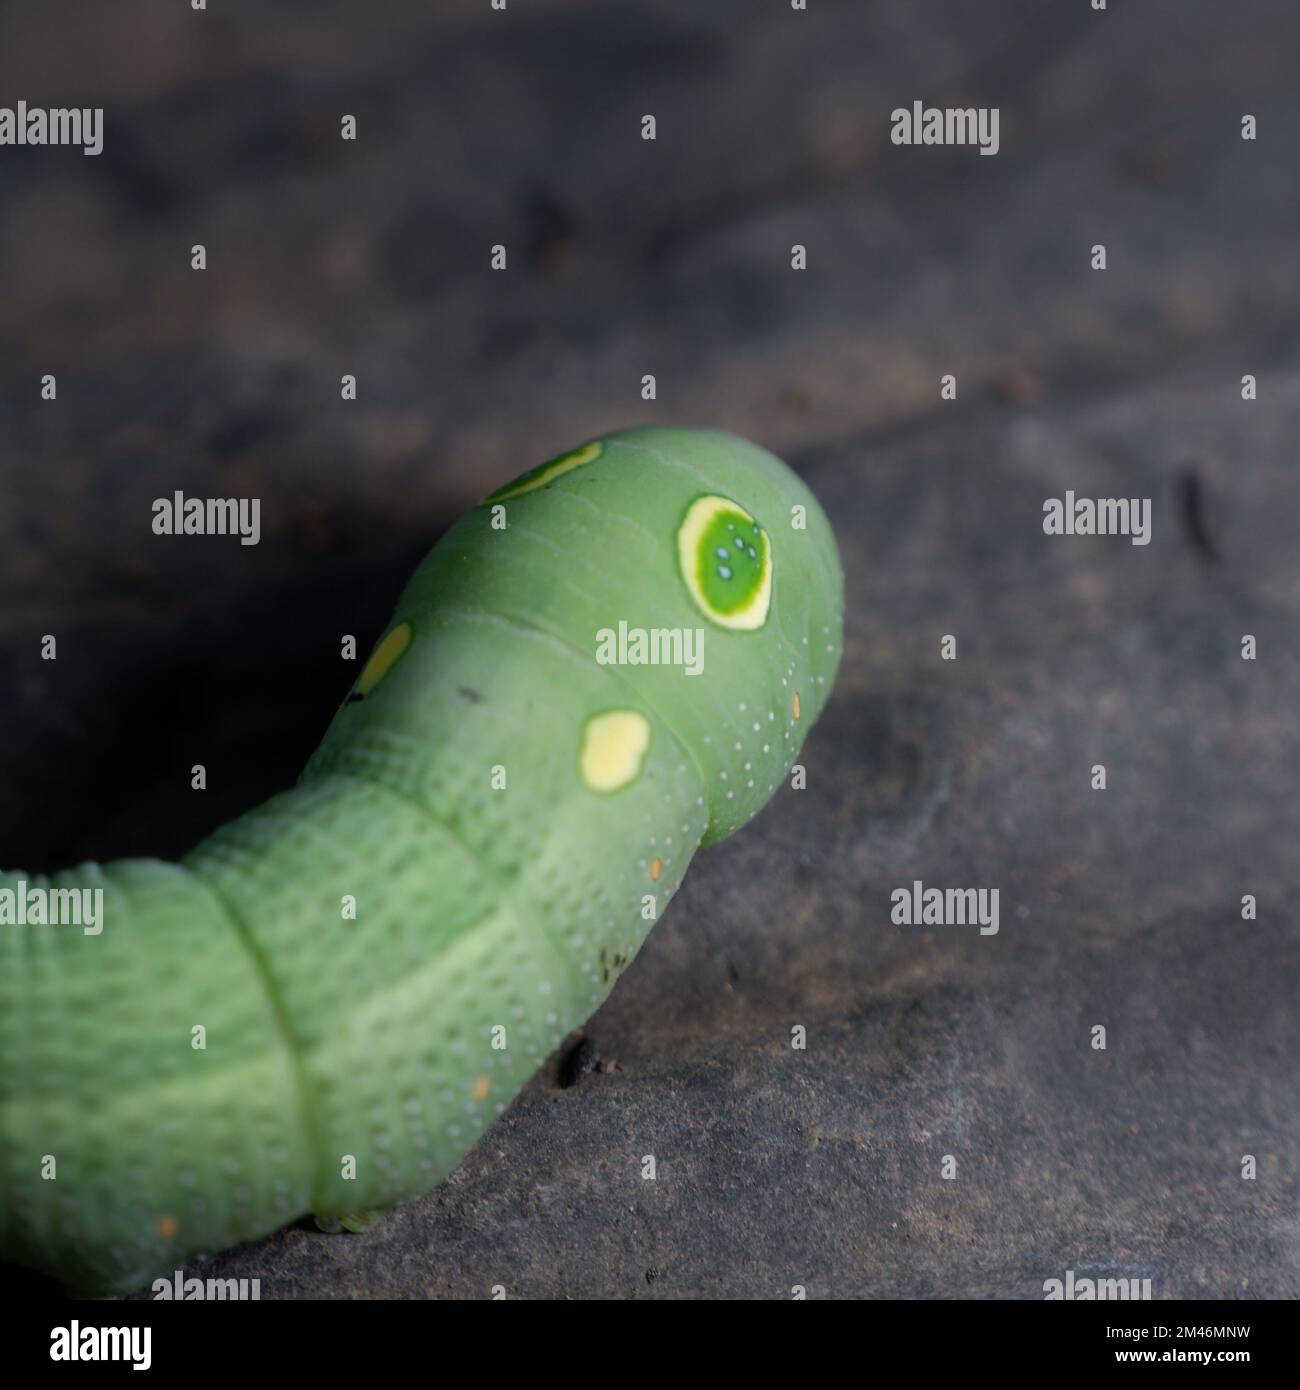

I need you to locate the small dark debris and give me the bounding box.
[1179,467,1221,564]
[558,1035,600,1089]
[457,686,484,703]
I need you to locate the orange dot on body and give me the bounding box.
[156,1214,179,1239]
[649,857,662,881]
[792,692,801,719]
[472,1075,491,1102]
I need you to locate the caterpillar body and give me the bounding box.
[0,426,843,1293]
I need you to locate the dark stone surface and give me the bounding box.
[1,1,1296,1298]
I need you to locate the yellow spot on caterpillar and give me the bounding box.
[486,440,603,502]
[676,494,773,630]
[156,1214,179,1239]
[649,857,662,881]
[355,622,412,697]
[792,691,801,719]
[472,1075,491,1102]
[579,709,651,792]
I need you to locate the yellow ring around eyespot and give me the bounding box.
[355,622,412,697]
[486,440,604,503]
[579,709,651,792]
[676,494,773,630]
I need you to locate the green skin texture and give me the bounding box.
[0,426,843,1294]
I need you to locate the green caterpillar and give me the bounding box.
[0,426,843,1294]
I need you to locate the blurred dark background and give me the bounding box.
[1,1,1298,1298]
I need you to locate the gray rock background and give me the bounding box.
[0,0,1296,1298]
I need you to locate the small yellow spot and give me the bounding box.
[472,1075,491,1102]
[792,691,801,719]
[156,1214,179,1239]
[649,857,662,881]
[355,622,412,697]
[486,440,603,502]
[579,709,651,792]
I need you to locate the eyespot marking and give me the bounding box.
[579,709,651,792]
[353,622,412,699]
[676,495,772,630]
[486,440,603,503]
